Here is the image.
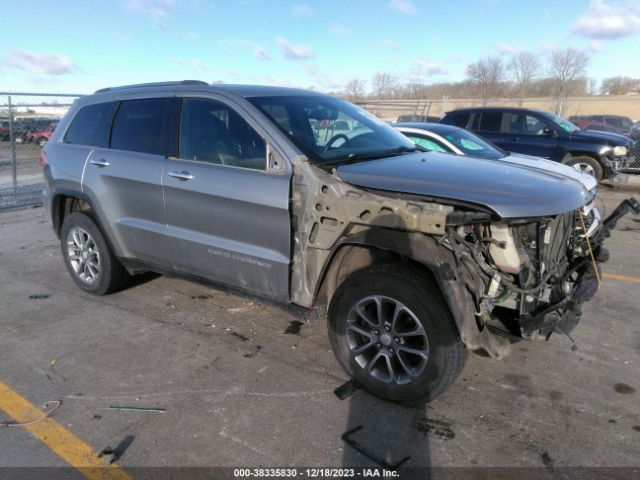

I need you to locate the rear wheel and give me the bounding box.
[60,212,129,295]
[328,263,467,404]
[565,156,603,182]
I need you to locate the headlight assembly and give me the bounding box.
[613,146,628,156]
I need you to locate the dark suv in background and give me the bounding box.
[441,107,631,181]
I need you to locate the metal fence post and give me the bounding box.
[8,96,18,195]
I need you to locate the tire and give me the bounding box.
[60,212,129,295]
[565,156,603,182]
[328,262,467,404]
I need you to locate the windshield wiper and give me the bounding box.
[323,146,425,166]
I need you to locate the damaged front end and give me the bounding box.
[442,196,640,349]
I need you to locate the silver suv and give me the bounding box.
[43,81,638,403]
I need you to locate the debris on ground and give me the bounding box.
[284,320,304,335]
[613,383,636,394]
[227,302,254,314]
[334,380,359,400]
[541,451,556,473]
[107,405,166,413]
[28,294,50,300]
[98,447,116,465]
[0,400,61,427]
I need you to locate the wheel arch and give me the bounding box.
[562,151,604,165]
[311,228,506,357]
[51,190,96,237]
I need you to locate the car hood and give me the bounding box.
[570,129,629,145]
[335,151,592,219]
[501,153,598,192]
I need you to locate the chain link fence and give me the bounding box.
[628,128,640,171]
[0,93,83,210]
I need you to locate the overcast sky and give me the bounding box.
[1,0,639,93]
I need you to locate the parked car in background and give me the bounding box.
[0,120,10,141]
[43,81,638,403]
[395,122,597,191]
[11,118,55,144]
[441,107,631,181]
[569,115,634,135]
[26,120,59,147]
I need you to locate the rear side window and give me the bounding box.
[110,98,168,154]
[64,102,115,147]
[448,112,470,128]
[478,112,502,132]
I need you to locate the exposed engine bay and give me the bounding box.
[441,196,640,347]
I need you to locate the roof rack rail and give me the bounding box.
[95,80,208,94]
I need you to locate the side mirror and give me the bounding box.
[543,127,558,138]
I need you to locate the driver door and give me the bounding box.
[162,96,292,301]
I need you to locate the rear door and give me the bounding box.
[162,95,292,301]
[82,96,171,266]
[501,112,559,159]
[472,110,505,147]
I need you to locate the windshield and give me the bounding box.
[439,128,507,160]
[248,95,417,165]
[542,112,581,134]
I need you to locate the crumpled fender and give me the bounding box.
[330,228,511,359]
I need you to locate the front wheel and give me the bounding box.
[328,263,467,404]
[565,156,603,182]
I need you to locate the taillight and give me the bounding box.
[39,151,47,167]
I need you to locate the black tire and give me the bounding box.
[564,156,603,182]
[328,262,467,404]
[60,212,129,295]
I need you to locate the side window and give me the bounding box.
[449,112,470,128]
[110,98,168,155]
[64,102,115,147]
[179,98,266,170]
[505,113,546,135]
[478,112,502,132]
[406,135,449,153]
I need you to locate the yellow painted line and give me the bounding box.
[0,380,132,480]
[602,272,640,284]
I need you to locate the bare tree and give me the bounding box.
[466,56,505,104]
[343,78,367,101]
[547,47,590,99]
[508,51,540,102]
[600,76,640,95]
[371,72,398,99]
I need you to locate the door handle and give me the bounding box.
[89,158,110,167]
[168,170,194,181]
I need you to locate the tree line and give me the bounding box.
[341,47,640,101]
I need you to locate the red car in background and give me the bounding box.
[25,120,59,147]
[569,115,634,135]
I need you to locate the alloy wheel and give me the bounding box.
[572,162,595,176]
[345,295,429,385]
[66,227,101,284]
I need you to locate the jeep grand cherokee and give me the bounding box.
[43,81,638,403]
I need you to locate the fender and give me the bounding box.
[316,228,511,359]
